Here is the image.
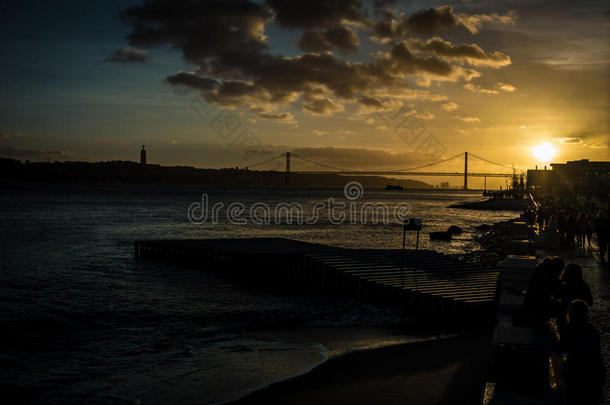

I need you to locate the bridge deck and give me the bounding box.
[135,238,500,319]
[293,171,514,177]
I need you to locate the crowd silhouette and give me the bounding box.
[523,257,606,403]
[524,196,609,263]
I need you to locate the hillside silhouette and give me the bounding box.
[0,158,433,189]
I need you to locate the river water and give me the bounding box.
[0,183,517,404]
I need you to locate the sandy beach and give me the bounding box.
[231,331,491,405]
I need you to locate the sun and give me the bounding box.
[531,142,557,163]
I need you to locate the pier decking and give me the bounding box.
[135,238,500,319]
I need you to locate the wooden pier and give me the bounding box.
[135,238,500,319]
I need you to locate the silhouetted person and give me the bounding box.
[547,257,564,297]
[577,213,587,249]
[560,264,593,320]
[559,213,568,245]
[566,213,577,248]
[537,205,546,231]
[595,211,608,263]
[524,257,563,324]
[586,213,595,248]
[524,258,551,322]
[559,300,606,404]
[546,215,558,232]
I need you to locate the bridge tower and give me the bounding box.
[285,152,291,185]
[463,152,468,190]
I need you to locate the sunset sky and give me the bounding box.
[0,0,608,186]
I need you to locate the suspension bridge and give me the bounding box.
[246,151,517,190]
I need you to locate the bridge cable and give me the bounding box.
[291,151,466,173]
[394,152,464,172]
[467,153,512,169]
[247,153,285,169]
[276,151,512,174]
[290,153,351,172]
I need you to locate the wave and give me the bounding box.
[213,341,330,405]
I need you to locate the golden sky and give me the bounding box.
[0,1,608,186]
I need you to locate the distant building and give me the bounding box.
[525,167,553,191]
[527,159,610,199]
[440,181,450,189]
[140,145,147,165]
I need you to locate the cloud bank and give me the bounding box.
[118,1,516,121]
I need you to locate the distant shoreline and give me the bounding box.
[0,158,434,189]
[0,180,487,193]
[448,198,529,211]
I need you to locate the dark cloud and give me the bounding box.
[372,41,481,84]
[105,47,147,63]
[458,10,517,34]
[266,0,362,28]
[302,97,343,115]
[165,72,219,90]
[371,0,396,11]
[204,51,379,103]
[357,95,401,113]
[296,31,329,52]
[372,6,516,39]
[171,45,476,117]
[360,95,384,108]
[119,1,511,119]
[389,41,454,76]
[257,112,295,122]
[120,0,273,64]
[201,51,373,110]
[405,6,463,36]
[323,25,359,52]
[207,80,267,107]
[408,37,511,67]
[297,25,359,53]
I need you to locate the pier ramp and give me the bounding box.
[135,238,500,320]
